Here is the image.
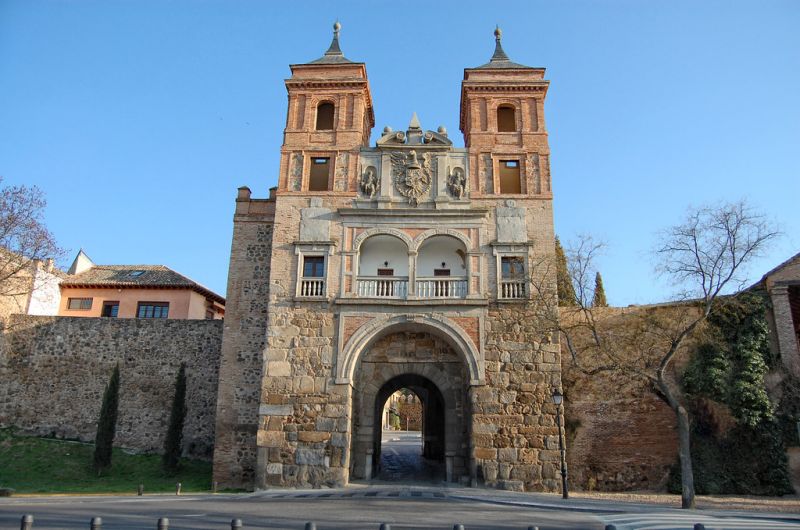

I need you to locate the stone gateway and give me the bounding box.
[212,25,564,492]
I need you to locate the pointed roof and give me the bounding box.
[476,26,531,69]
[307,21,356,65]
[408,112,421,129]
[67,249,95,275]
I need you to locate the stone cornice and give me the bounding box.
[338,207,489,219]
[285,79,369,90]
[461,84,548,92]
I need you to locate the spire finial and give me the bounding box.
[489,25,510,63]
[409,112,421,129]
[324,20,343,56]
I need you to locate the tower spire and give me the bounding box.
[475,26,530,69]
[307,21,355,64]
[325,20,343,56]
[491,26,510,62]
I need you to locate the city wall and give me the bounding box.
[0,315,222,458]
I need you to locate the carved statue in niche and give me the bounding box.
[360,166,378,198]
[390,150,433,206]
[291,153,303,191]
[447,167,466,199]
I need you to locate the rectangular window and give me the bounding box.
[67,298,93,310]
[377,268,394,276]
[303,256,325,277]
[501,257,525,278]
[137,302,169,319]
[101,302,119,318]
[308,157,330,191]
[499,160,522,194]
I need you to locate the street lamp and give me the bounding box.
[551,388,569,499]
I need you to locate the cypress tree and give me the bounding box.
[163,363,187,473]
[592,271,608,307]
[93,363,120,474]
[555,236,577,306]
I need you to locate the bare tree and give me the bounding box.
[535,201,779,509]
[0,177,63,319]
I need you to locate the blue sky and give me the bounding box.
[1,0,798,305]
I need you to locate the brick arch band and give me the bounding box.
[336,314,485,386]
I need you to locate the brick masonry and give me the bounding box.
[0,314,222,458]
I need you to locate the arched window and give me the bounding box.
[316,102,335,130]
[497,105,516,132]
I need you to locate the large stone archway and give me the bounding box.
[349,330,472,484]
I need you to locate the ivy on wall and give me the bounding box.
[670,291,795,495]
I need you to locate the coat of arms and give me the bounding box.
[390,150,433,206]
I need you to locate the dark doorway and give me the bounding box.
[372,374,446,483]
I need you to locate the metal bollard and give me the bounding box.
[693,525,706,530]
[138,484,144,496]
[304,524,317,530]
[20,515,33,530]
[379,525,391,530]
[231,519,242,530]
[90,517,102,530]
[213,481,218,494]
[175,482,182,496]
[157,517,169,530]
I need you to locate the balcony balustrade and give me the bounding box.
[499,279,527,299]
[415,277,468,298]
[354,276,468,299]
[356,276,409,299]
[299,278,325,297]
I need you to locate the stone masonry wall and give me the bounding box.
[0,314,222,458]
[213,197,274,489]
[474,306,563,492]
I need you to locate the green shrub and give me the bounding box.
[671,291,794,495]
[93,364,120,474]
[163,363,187,474]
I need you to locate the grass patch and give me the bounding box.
[0,428,212,494]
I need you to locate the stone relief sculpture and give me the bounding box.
[481,154,493,193]
[527,153,541,194]
[391,150,433,206]
[335,153,349,191]
[291,153,303,191]
[447,167,466,199]
[360,166,378,198]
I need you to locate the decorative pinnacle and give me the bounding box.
[409,112,421,129]
[490,25,510,62]
[325,20,343,56]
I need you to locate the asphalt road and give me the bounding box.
[376,431,444,484]
[0,493,601,530]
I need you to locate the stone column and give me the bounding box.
[770,284,800,376]
[408,251,418,296]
